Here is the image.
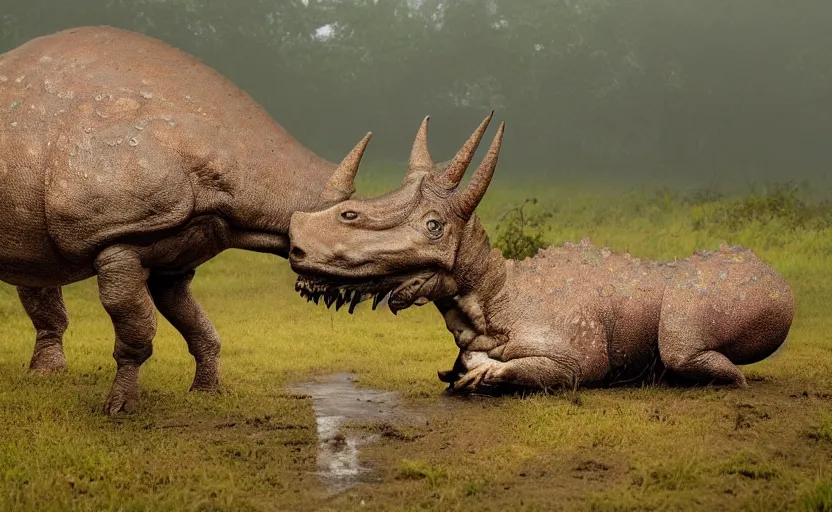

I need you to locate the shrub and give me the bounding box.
[493,198,552,260]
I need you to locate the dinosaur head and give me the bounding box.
[288,112,504,314]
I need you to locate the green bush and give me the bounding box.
[493,198,552,260]
[697,181,832,232]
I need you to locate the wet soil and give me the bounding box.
[286,372,428,494]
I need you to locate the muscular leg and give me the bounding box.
[452,354,580,393]
[657,284,750,388]
[148,271,221,393]
[95,246,156,415]
[17,286,69,373]
[659,346,747,387]
[658,320,747,388]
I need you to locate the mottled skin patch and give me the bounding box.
[0,26,372,414]
[289,115,794,393]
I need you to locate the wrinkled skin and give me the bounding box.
[288,114,795,394]
[0,26,372,414]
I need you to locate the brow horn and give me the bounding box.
[453,121,505,219]
[320,132,372,203]
[404,115,433,181]
[435,111,494,191]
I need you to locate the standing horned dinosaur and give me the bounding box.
[288,113,794,392]
[0,26,371,414]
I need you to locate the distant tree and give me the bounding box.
[2,0,830,178]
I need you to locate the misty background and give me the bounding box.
[2,0,831,191]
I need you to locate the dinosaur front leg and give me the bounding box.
[452,355,580,393]
[148,271,221,393]
[437,349,466,383]
[17,286,69,373]
[95,246,156,415]
[437,333,508,384]
[451,353,499,391]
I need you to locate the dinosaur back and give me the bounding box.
[0,26,288,261]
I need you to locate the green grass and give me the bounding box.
[1,173,832,511]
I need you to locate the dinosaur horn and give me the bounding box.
[435,111,494,191]
[452,121,505,220]
[404,115,433,180]
[320,132,372,203]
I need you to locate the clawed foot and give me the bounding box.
[104,388,139,415]
[450,359,503,393]
[437,368,460,383]
[189,360,221,393]
[103,365,140,415]
[28,344,67,374]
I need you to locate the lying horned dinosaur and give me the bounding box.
[0,26,371,414]
[288,113,794,392]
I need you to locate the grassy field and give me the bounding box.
[1,170,831,511]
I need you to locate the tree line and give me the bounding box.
[3,0,831,180]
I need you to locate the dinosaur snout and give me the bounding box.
[288,212,314,267]
[288,210,364,274]
[289,245,306,262]
[288,241,317,271]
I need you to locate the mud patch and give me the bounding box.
[286,372,424,494]
[733,402,771,430]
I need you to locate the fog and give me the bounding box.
[2,0,831,190]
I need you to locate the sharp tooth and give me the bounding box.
[335,292,347,311]
[295,281,301,292]
[313,293,320,305]
[348,292,362,314]
[324,291,337,308]
[372,292,384,310]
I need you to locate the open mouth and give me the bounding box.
[294,272,437,315]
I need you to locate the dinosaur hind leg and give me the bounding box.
[95,246,157,415]
[17,286,69,373]
[660,348,747,388]
[148,270,221,393]
[658,315,747,388]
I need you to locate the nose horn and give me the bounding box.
[320,132,373,203]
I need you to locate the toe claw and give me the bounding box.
[451,360,503,393]
[437,369,458,383]
[452,365,488,392]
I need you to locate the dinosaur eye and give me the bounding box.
[341,211,358,221]
[426,219,443,236]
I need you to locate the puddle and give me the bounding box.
[287,372,423,494]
